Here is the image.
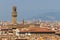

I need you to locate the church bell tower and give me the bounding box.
[12,6,17,24]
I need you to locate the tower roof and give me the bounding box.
[13,6,16,8]
[12,6,17,11]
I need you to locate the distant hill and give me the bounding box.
[28,12,60,21]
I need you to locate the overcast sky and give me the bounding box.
[0,0,60,21]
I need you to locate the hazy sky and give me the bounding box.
[0,0,60,21]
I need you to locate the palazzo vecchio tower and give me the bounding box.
[12,6,17,24]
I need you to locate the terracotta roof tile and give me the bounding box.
[20,27,54,32]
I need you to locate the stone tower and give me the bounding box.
[12,6,17,24]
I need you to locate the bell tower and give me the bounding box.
[12,6,17,24]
